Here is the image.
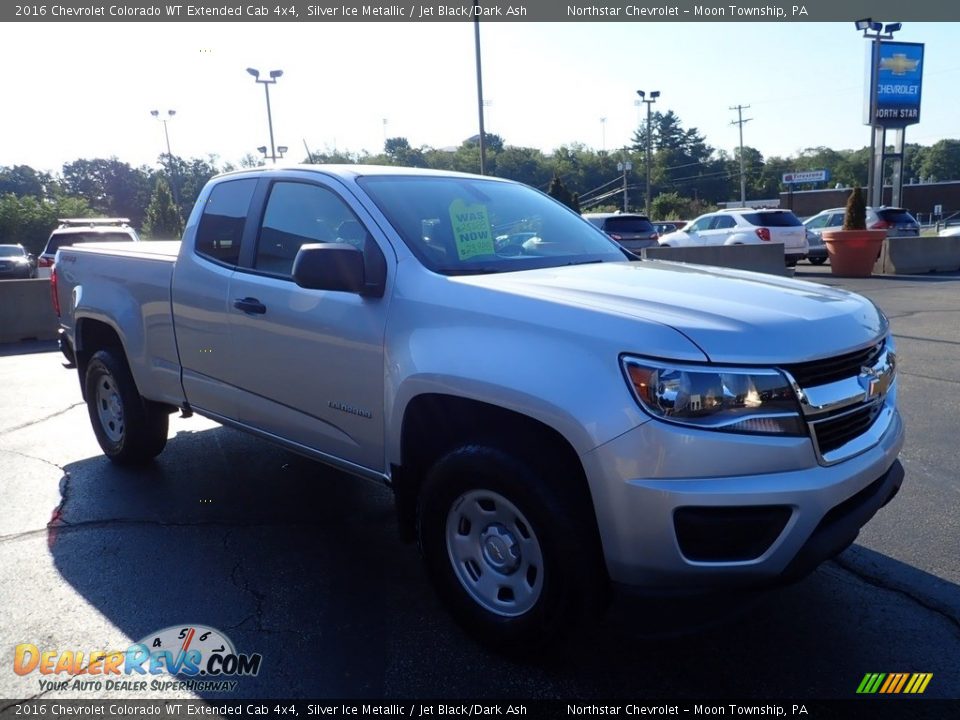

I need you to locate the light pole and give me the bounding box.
[150,109,180,209]
[472,0,487,175]
[600,117,606,152]
[856,19,902,207]
[636,90,659,218]
[247,67,283,163]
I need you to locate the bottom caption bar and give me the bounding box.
[0,700,954,720]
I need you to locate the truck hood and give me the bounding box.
[456,261,887,365]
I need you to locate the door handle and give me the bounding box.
[233,297,267,315]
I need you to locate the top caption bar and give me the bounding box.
[3,0,956,22]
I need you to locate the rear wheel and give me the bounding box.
[809,257,827,266]
[85,349,168,464]
[418,444,607,649]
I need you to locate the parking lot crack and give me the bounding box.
[831,556,960,636]
[0,448,68,474]
[229,556,267,631]
[3,402,85,434]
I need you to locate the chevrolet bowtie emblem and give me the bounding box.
[880,54,920,76]
[859,365,893,402]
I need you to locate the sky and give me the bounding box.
[2,20,959,175]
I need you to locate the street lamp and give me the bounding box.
[150,109,180,208]
[636,90,659,218]
[258,145,289,161]
[600,117,606,153]
[856,19,901,206]
[247,67,283,163]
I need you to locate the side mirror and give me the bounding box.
[292,243,385,297]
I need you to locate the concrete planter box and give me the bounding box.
[641,243,791,276]
[874,235,960,275]
[0,278,58,343]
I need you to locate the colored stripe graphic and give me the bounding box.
[857,672,933,694]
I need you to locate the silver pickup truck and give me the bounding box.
[54,166,904,647]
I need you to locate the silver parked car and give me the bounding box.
[804,206,920,240]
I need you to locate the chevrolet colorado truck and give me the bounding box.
[54,166,904,646]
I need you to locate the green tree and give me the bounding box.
[547,175,577,211]
[919,139,960,182]
[0,165,54,198]
[60,157,153,227]
[142,177,183,240]
[383,137,426,167]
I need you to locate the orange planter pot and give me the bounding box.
[822,229,887,277]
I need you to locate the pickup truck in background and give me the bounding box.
[54,166,904,647]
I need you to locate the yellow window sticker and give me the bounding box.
[449,199,495,260]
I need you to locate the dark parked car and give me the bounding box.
[582,212,659,252]
[0,244,37,279]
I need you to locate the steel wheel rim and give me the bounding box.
[96,375,124,443]
[445,489,544,617]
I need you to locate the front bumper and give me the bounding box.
[581,406,904,590]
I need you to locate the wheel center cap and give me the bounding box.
[480,524,520,574]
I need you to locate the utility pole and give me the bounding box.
[729,104,752,207]
[617,152,632,212]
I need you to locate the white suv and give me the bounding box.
[38,218,139,278]
[659,208,808,266]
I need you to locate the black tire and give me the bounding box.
[809,257,827,266]
[417,444,607,650]
[85,349,168,464]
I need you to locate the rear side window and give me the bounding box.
[710,215,737,230]
[876,209,917,224]
[604,216,654,233]
[195,179,257,266]
[741,212,802,227]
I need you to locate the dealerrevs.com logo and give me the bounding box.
[14,625,262,693]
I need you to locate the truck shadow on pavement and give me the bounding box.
[47,424,960,699]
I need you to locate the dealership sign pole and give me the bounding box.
[859,20,924,209]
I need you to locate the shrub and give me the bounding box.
[843,186,867,231]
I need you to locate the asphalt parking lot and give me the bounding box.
[1,264,958,702]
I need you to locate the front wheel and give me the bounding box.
[85,349,168,464]
[809,257,828,266]
[418,444,607,649]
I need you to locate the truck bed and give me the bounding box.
[56,241,184,408]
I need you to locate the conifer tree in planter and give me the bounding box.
[822,186,886,276]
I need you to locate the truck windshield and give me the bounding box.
[357,175,627,275]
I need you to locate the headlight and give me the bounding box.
[622,357,805,435]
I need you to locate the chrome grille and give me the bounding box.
[784,341,884,387]
[779,338,895,464]
[811,402,884,455]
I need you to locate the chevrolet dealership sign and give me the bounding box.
[866,41,924,128]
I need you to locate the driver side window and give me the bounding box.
[254,181,371,278]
